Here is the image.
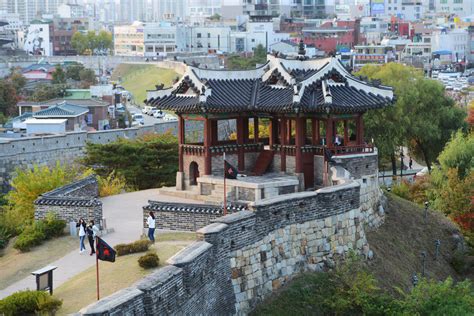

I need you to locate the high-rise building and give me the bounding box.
[119,0,146,22]
[7,0,68,25]
[150,0,185,22]
[434,0,473,17]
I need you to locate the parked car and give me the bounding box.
[146,107,157,115]
[132,113,145,125]
[142,106,152,114]
[116,104,126,114]
[153,110,165,118]
[163,114,178,121]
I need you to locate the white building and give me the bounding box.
[432,28,469,62]
[57,3,84,19]
[221,0,293,20]
[231,20,290,53]
[270,40,319,57]
[0,10,22,30]
[177,25,231,53]
[144,22,176,56]
[114,21,144,56]
[23,23,51,56]
[360,17,388,45]
[25,118,67,135]
[6,0,68,25]
[384,0,423,21]
[186,0,221,23]
[434,0,473,17]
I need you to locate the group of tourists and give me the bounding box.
[76,219,100,256]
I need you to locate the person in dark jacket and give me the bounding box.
[86,220,100,256]
[76,218,87,254]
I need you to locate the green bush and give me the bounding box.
[116,239,151,256]
[12,214,66,252]
[391,180,410,200]
[138,251,160,269]
[0,225,12,249]
[0,290,62,316]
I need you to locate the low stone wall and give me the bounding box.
[81,179,385,315]
[34,175,103,225]
[335,152,378,179]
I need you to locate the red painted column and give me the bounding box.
[269,117,278,146]
[178,115,185,172]
[237,117,245,171]
[312,119,320,145]
[203,118,212,175]
[356,114,364,145]
[280,117,287,172]
[326,117,334,148]
[253,117,259,143]
[295,116,304,174]
[210,119,218,145]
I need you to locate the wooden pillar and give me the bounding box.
[269,117,278,146]
[326,117,334,148]
[287,119,292,144]
[203,118,212,175]
[343,120,349,146]
[280,117,287,172]
[243,117,249,143]
[178,115,185,172]
[253,117,259,143]
[210,119,218,145]
[312,119,320,145]
[237,116,245,171]
[295,117,304,174]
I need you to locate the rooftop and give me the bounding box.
[146,54,394,115]
[33,101,89,118]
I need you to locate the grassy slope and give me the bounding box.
[0,236,77,289]
[111,64,178,106]
[55,232,195,315]
[366,193,464,293]
[252,193,467,314]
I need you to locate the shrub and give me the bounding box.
[0,224,12,249]
[116,239,151,256]
[0,290,62,316]
[43,213,66,239]
[13,227,45,251]
[97,171,127,197]
[391,180,410,200]
[138,251,160,269]
[12,213,66,252]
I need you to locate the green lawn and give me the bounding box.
[111,64,179,106]
[55,233,195,315]
[0,236,77,289]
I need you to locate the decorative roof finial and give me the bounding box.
[298,38,306,56]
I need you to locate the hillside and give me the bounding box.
[111,64,179,105]
[252,193,472,315]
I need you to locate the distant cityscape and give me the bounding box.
[0,0,472,65]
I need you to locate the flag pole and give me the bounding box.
[95,236,100,300]
[223,152,227,216]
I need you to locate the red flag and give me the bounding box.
[224,160,238,179]
[96,237,116,262]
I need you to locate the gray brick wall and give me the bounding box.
[81,180,385,316]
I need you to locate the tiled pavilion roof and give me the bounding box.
[146,54,394,115]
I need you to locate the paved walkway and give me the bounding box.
[0,189,200,299]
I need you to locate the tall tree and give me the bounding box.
[357,63,466,172]
[79,68,96,87]
[0,80,19,116]
[71,30,112,56]
[71,32,87,55]
[66,64,85,81]
[51,65,66,84]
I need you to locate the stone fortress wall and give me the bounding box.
[0,120,236,193]
[81,153,385,315]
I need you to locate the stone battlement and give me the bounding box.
[81,176,385,315]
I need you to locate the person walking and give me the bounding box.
[76,218,87,253]
[147,212,156,243]
[86,220,100,256]
[409,157,413,170]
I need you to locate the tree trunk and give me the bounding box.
[417,140,431,173]
[391,152,397,176]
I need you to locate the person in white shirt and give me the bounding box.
[147,212,156,243]
[76,218,87,253]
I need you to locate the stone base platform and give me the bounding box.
[159,173,300,204]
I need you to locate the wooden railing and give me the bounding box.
[181,143,265,156]
[331,144,374,155]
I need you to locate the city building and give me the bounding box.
[352,44,396,70]
[359,17,388,44]
[57,3,85,19]
[270,40,320,57]
[186,0,221,23]
[6,0,68,25]
[385,0,423,21]
[176,25,231,53]
[114,21,144,56]
[51,17,90,56]
[23,22,52,55]
[119,0,147,22]
[144,22,176,56]
[150,0,185,22]
[431,27,469,62]
[302,19,364,54]
[434,0,473,17]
